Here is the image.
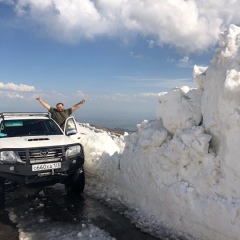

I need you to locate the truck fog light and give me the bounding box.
[10,166,15,171]
[72,160,76,164]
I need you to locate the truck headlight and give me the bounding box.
[0,151,21,164]
[66,145,81,157]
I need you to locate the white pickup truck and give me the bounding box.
[0,112,85,209]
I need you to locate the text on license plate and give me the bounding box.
[32,162,61,171]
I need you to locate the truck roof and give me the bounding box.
[0,112,50,121]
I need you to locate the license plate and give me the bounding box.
[32,162,61,171]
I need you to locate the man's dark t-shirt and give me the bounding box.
[49,107,72,129]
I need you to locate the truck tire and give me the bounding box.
[0,177,5,210]
[65,167,85,196]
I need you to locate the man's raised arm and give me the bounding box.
[36,97,51,111]
[72,99,86,112]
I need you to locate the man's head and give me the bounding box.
[56,103,64,112]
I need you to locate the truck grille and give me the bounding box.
[17,147,63,164]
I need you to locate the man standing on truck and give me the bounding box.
[36,97,86,129]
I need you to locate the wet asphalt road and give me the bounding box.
[0,186,160,240]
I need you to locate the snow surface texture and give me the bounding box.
[79,24,240,240]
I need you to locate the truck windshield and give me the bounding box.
[0,119,63,137]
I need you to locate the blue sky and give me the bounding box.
[1,0,239,130]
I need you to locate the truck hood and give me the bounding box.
[0,135,78,149]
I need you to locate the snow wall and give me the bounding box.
[79,24,240,240]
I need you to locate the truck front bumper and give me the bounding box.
[0,154,84,185]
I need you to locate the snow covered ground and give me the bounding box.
[77,24,240,240]
[8,24,240,239]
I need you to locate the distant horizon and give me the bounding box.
[74,113,156,131]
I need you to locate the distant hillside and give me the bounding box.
[90,125,135,136]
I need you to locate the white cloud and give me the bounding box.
[0,82,35,91]
[116,75,195,89]
[147,40,155,48]
[76,92,158,103]
[92,93,135,102]
[138,92,158,97]
[130,51,143,59]
[177,56,193,68]
[2,0,240,52]
[0,79,193,105]
[180,56,190,63]
[0,92,24,99]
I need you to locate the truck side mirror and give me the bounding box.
[66,128,77,136]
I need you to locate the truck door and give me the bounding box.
[64,116,81,142]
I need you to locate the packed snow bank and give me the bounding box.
[156,86,202,134]
[78,24,240,240]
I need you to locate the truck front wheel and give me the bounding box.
[65,167,85,196]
